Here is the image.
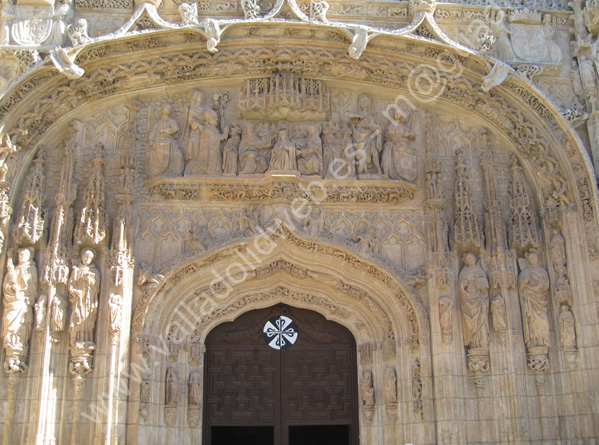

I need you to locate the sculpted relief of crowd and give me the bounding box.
[145,89,418,182]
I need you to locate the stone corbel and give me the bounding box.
[203,18,221,53]
[482,61,512,92]
[48,47,83,79]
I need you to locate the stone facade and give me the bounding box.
[0,0,598,443]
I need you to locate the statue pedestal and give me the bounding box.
[467,347,490,373]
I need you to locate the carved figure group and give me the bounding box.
[147,91,418,182]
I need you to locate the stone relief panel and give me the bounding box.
[135,204,425,272]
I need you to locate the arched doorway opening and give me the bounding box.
[203,304,359,445]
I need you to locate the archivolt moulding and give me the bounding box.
[133,228,428,352]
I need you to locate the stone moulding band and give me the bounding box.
[146,175,417,203]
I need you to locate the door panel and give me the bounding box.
[204,305,358,445]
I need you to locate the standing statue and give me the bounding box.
[549,227,567,276]
[558,304,576,351]
[458,252,490,350]
[350,96,382,177]
[146,105,184,178]
[108,292,122,334]
[384,368,397,404]
[438,296,453,343]
[491,294,507,333]
[340,122,356,178]
[297,125,323,176]
[185,95,228,176]
[381,109,417,181]
[222,124,241,176]
[2,248,37,371]
[269,130,297,172]
[184,90,217,175]
[68,248,100,347]
[322,122,340,178]
[189,371,202,406]
[361,370,375,406]
[518,250,550,348]
[165,368,179,405]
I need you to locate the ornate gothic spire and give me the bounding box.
[74,143,107,248]
[453,148,483,253]
[14,150,45,247]
[508,155,539,254]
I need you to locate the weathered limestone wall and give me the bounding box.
[0,0,598,444]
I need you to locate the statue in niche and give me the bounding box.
[189,371,201,406]
[108,292,122,334]
[185,97,228,176]
[68,248,100,348]
[269,129,297,172]
[323,122,340,178]
[222,124,241,176]
[491,294,507,333]
[50,292,67,336]
[117,166,134,195]
[165,368,179,405]
[146,105,184,178]
[384,368,397,404]
[558,304,576,351]
[438,296,453,343]
[549,227,567,276]
[2,248,37,368]
[381,109,417,182]
[238,123,273,174]
[518,250,550,348]
[297,125,323,176]
[34,294,47,331]
[426,170,443,200]
[361,370,375,406]
[458,252,490,350]
[350,95,382,177]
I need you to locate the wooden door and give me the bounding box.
[203,304,359,445]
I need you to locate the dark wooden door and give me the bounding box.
[203,304,359,445]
